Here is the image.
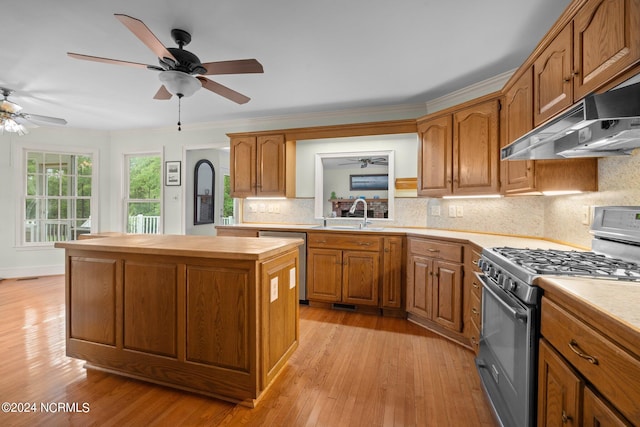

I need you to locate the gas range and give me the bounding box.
[478,206,640,305]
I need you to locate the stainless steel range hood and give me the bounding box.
[501,79,640,160]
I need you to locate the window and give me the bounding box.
[222,174,234,224]
[23,150,94,245]
[124,154,162,234]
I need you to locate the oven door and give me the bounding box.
[475,272,537,427]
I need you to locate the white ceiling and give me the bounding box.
[3,0,571,131]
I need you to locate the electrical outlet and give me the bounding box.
[259,203,266,213]
[582,205,592,225]
[431,206,441,216]
[267,204,274,213]
[249,204,257,213]
[274,204,280,214]
[449,206,457,217]
[456,206,464,217]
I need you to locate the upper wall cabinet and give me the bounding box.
[230,134,295,198]
[534,0,640,126]
[418,97,500,197]
[502,68,598,195]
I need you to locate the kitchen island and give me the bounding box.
[55,234,303,407]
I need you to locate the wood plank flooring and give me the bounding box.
[0,275,496,426]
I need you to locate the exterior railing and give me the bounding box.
[127,214,160,234]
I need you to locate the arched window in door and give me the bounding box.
[194,159,215,225]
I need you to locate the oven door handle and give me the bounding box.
[475,272,529,323]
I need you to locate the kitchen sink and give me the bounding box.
[312,225,385,231]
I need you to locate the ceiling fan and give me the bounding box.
[339,157,389,168]
[0,88,68,136]
[67,14,263,127]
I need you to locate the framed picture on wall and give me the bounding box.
[165,161,181,186]
[350,174,388,191]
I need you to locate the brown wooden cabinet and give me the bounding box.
[59,235,301,406]
[230,134,295,198]
[502,68,598,195]
[464,244,482,354]
[417,96,500,197]
[406,237,464,340]
[381,236,404,311]
[307,232,381,307]
[538,296,639,425]
[573,0,640,100]
[533,0,640,126]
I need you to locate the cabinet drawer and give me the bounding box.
[470,290,481,326]
[308,232,380,251]
[541,297,640,423]
[408,238,463,263]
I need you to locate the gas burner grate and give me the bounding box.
[493,247,640,280]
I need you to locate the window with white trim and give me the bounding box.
[22,150,94,245]
[124,154,162,234]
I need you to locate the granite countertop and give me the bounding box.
[55,234,304,260]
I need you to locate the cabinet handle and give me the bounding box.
[384,248,390,253]
[427,248,440,253]
[564,76,571,82]
[471,307,479,315]
[472,260,478,265]
[316,240,327,243]
[472,282,480,289]
[568,339,599,365]
[358,242,372,246]
[561,410,572,424]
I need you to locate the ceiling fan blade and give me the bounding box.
[114,14,176,62]
[196,77,250,104]
[67,52,150,69]
[20,113,67,126]
[201,59,264,75]
[153,85,173,100]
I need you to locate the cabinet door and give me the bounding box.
[573,0,640,100]
[230,136,257,197]
[307,248,342,302]
[452,99,500,195]
[583,387,632,427]
[417,115,453,197]
[381,236,404,309]
[406,254,433,319]
[538,339,582,427]
[256,134,286,197]
[503,68,536,193]
[534,24,574,126]
[431,259,463,332]
[342,250,380,306]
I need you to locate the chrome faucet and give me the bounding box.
[349,198,368,228]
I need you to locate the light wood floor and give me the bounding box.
[0,275,496,426]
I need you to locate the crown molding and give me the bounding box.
[425,69,516,114]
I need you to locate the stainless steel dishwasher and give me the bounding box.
[258,230,307,302]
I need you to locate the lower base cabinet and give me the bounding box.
[406,237,466,344]
[538,296,637,426]
[306,232,404,314]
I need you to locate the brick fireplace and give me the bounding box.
[330,198,388,219]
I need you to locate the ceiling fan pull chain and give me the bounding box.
[177,94,182,131]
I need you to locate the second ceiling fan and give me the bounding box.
[68,13,263,105]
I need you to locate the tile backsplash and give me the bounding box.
[241,150,640,249]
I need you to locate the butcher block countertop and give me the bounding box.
[55,233,304,260]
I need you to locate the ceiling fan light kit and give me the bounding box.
[158,70,202,98]
[0,87,67,136]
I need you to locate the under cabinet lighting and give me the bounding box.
[442,194,503,199]
[246,197,287,200]
[541,190,583,196]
